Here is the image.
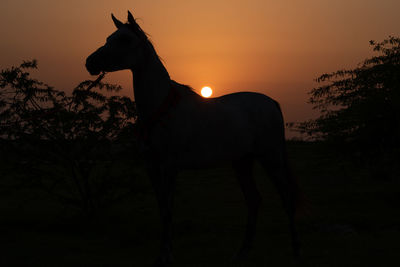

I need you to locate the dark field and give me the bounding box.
[1,142,399,266]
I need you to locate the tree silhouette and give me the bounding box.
[295,36,400,178]
[0,60,138,217]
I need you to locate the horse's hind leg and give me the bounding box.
[232,157,262,259]
[258,153,300,258]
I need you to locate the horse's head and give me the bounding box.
[86,11,147,75]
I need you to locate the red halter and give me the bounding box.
[134,83,181,142]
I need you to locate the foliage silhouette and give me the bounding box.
[295,36,400,178]
[0,60,138,217]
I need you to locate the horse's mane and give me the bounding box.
[171,80,198,96]
[124,18,149,42]
[170,80,192,91]
[122,20,164,62]
[125,19,198,97]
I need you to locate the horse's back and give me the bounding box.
[171,91,285,167]
[211,91,284,133]
[212,92,286,161]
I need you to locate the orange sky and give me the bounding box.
[1,0,400,131]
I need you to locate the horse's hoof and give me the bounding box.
[293,249,304,265]
[231,246,251,262]
[153,254,173,267]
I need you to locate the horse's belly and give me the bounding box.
[174,129,254,168]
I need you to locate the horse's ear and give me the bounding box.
[127,10,136,25]
[111,14,124,29]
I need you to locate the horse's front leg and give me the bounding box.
[147,163,176,266]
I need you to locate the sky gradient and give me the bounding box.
[1,0,400,129]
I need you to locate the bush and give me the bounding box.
[0,60,139,217]
[294,37,400,178]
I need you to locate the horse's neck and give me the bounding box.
[131,47,171,121]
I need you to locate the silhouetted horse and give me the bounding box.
[86,11,301,266]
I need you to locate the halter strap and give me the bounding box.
[134,82,181,142]
[86,72,106,91]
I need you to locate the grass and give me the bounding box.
[1,141,399,266]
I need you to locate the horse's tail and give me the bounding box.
[274,100,310,220]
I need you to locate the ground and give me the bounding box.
[1,141,399,266]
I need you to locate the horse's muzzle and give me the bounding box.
[85,56,101,76]
[85,48,106,76]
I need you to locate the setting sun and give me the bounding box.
[201,86,213,98]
